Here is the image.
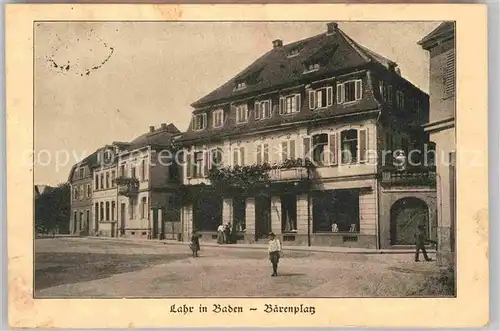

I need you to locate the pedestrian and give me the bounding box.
[268,232,282,277]
[224,223,231,244]
[415,224,433,262]
[190,231,200,258]
[217,223,224,244]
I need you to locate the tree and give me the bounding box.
[35,182,70,234]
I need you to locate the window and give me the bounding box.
[141,159,146,181]
[304,63,320,73]
[100,202,104,221]
[106,172,110,188]
[236,104,248,123]
[73,211,77,222]
[210,148,223,169]
[79,168,84,178]
[286,48,300,58]
[73,187,78,200]
[193,151,203,178]
[337,80,362,104]
[235,82,247,90]
[212,109,224,128]
[312,134,328,165]
[396,91,405,110]
[111,171,116,187]
[131,167,136,179]
[254,100,272,120]
[279,94,301,115]
[79,185,84,200]
[444,49,455,98]
[233,147,245,167]
[95,203,99,224]
[105,202,110,221]
[341,130,358,164]
[100,174,104,189]
[280,140,296,161]
[95,174,99,190]
[87,184,91,198]
[379,80,389,102]
[309,86,333,109]
[120,164,125,177]
[387,84,393,105]
[192,113,207,131]
[111,201,115,221]
[141,197,147,219]
[232,196,246,232]
[256,144,269,165]
[129,201,135,219]
[312,189,360,233]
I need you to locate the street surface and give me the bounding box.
[35,237,439,298]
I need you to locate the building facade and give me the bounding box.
[115,123,181,239]
[419,22,456,265]
[178,22,437,248]
[68,153,97,235]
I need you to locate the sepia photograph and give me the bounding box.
[33,20,458,299]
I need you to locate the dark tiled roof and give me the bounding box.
[191,27,388,108]
[67,150,98,182]
[418,22,455,49]
[129,123,180,150]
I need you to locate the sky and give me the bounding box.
[34,21,441,186]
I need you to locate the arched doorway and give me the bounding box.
[390,197,429,245]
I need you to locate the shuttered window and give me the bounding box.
[444,49,455,98]
[280,94,301,114]
[359,129,368,163]
[289,140,295,159]
[256,145,262,165]
[281,141,288,161]
[309,90,316,109]
[336,84,344,104]
[263,144,269,163]
[254,101,261,120]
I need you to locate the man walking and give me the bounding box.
[415,224,434,262]
[268,232,282,277]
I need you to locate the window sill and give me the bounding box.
[313,232,360,236]
[235,120,248,125]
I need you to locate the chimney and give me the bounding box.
[149,126,155,133]
[161,123,167,129]
[272,39,283,48]
[327,22,338,34]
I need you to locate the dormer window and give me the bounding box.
[254,100,272,120]
[279,94,301,115]
[192,113,207,131]
[303,63,320,74]
[234,82,247,91]
[286,48,300,58]
[235,104,248,124]
[212,109,224,128]
[336,80,362,104]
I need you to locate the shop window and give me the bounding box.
[281,195,297,233]
[313,189,360,233]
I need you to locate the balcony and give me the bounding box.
[115,176,139,198]
[380,166,436,188]
[268,167,309,181]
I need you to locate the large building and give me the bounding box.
[86,123,181,238]
[68,153,97,235]
[419,22,456,265]
[177,22,437,248]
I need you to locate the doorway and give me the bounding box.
[120,203,126,235]
[390,197,429,245]
[255,195,271,240]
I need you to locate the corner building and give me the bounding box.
[178,22,437,248]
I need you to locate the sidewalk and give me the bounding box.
[80,236,435,255]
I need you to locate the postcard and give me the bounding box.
[6,3,489,328]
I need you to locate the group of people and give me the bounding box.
[216,223,233,244]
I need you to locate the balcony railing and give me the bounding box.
[268,167,309,181]
[115,176,139,197]
[380,166,436,188]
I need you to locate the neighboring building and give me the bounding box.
[91,142,128,237]
[419,22,456,265]
[115,123,181,239]
[177,22,437,248]
[68,153,97,235]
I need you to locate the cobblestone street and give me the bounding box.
[35,237,439,298]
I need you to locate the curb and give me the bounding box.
[77,236,435,255]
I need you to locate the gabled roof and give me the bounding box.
[129,123,181,151]
[67,150,98,182]
[191,24,396,108]
[418,22,455,50]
